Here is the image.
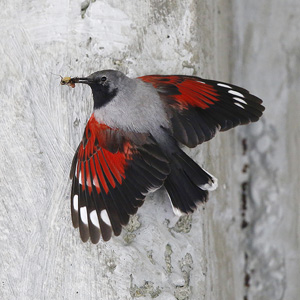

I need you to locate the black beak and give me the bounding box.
[72,77,90,84]
[60,76,93,88]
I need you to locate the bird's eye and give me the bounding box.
[100,76,107,82]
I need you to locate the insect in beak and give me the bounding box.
[60,76,90,88]
[60,76,76,88]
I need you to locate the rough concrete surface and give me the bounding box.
[232,1,300,300]
[0,0,298,299]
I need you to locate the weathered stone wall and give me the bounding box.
[232,1,300,299]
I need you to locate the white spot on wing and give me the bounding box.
[80,206,88,225]
[233,97,247,105]
[229,90,245,98]
[217,83,231,88]
[79,171,82,185]
[73,195,78,211]
[90,210,100,228]
[101,210,111,226]
[234,103,244,109]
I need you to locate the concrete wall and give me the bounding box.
[232,1,300,299]
[0,0,298,299]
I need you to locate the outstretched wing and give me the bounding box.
[70,114,170,243]
[139,75,265,148]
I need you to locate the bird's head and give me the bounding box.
[71,70,128,109]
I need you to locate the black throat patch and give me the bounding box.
[90,84,118,109]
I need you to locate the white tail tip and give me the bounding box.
[200,174,218,191]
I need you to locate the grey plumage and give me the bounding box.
[93,71,170,142]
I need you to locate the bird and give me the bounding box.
[61,70,264,243]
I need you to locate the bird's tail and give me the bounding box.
[164,149,218,216]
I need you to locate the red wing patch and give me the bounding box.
[139,75,264,148]
[76,116,131,192]
[139,75,220,109]
[70,114,170,243]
